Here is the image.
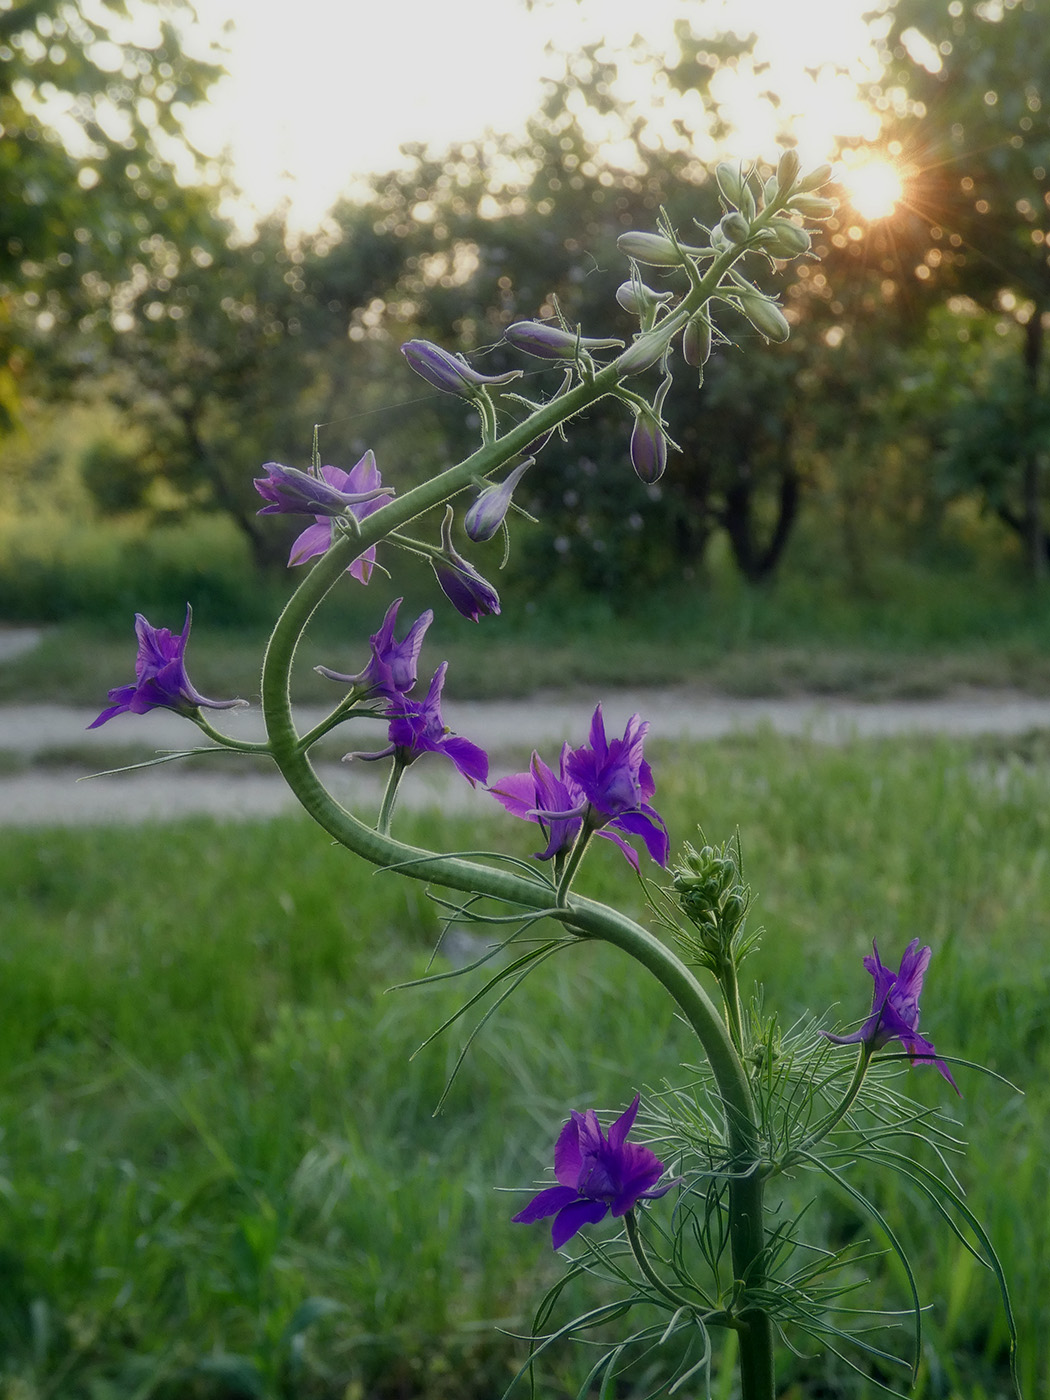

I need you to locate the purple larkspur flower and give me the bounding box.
[463,458,533,543]
[432,508,501,621]
[512,1095,675,1249]
[401,339,522,396]
[490,705,669,870]
[823,939,959,1093]
[287,451,393,581]
[347,662,488,785]
[316,598,433,698]
[89,608,245,728]
[254,461,390,518]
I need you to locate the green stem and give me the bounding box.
[556,825,593,905]
[783,1043,872,1168]
[718,955,746,1057]
[192,714,270,754]
[377,757,407,835]
[624,1209,713,1318]
[296,694,378,751]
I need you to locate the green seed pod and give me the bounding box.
[776,149,801,192]
[719,211,752,244]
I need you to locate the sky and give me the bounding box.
[184,0,886,233]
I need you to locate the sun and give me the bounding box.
[844,158,905,220]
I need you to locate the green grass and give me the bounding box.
[5,549,1050,707]
[1,733,1048,1397]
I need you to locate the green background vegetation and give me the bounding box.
[3,1,1050,1397]
[1,734,1047,1398]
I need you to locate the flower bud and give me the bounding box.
[798,163,834,193]
[764,218,812,258]
[720,892,747,927]
[615,280,674,316]
[736,289,791,343]
[715,160,746,207]
[254,462,391,517]
[401,339,522,396]
[776,149,801,192]
[630,408,667,484]
[616,328,675,376]
[682,312,712,368]
[789,194,837,220]
[433,509,501,621]
[617,231,693,266]
[504,320,622,360]
[463,459,533,543]
[719,211,752,244]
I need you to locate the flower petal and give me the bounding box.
[511,1184,579,1225]
[551,1198,609,1249]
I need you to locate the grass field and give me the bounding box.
[1,730,1047,1399]
[5,556,1050,710]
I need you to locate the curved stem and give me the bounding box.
[624,1209,713,1318]
[192,715,270,754]
[783,1043,872,1168]
[296,696,379,752]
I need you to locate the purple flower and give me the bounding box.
[513,1095,675,1249]
[504,320,623,360]
[432,508,501,621]
[89,608,245,728]
[347,663,488,785]
[823,939,959,1093]
[490,705,669,870]
[567,705,669,865]
[254,461,390,518]
[401,339,522,396]
[463,458,533,543]
[316,598,433,698]
[287,451,393,581]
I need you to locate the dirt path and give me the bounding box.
[3,687,1050,826]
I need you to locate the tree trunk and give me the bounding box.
[176,407,287,572]
[719,459,800,584]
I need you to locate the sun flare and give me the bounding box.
[844,158,904,220]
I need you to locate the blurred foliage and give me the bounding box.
[3,0,1050,603]
[0,0,226,429]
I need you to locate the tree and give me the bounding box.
[837,0,1050,573]
[0,0,224,428]
[296,31,837,596]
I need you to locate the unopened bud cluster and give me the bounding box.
[671,840,753,970]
